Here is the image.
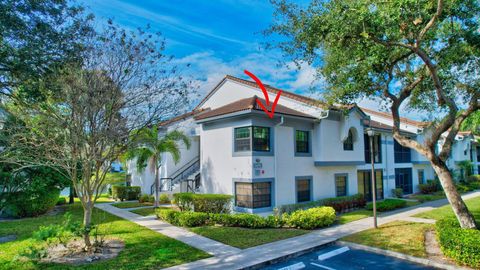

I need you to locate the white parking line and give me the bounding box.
[310,262,336,270]
[277,262,305,270]
[317,246,350,261]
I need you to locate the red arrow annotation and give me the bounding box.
[244,70,283,119]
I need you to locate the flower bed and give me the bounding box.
[277,194,366,214]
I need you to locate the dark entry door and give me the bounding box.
[395,168,413,194]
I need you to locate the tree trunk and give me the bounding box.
[83,201,93,251]
[431,160,477,229]
[154,164,159,208]
[69,184,74,204]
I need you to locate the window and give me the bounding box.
[234,127,251,152]
[335,175,348,197]
[343,129,354,151]
[253,126,270,151]
[234,126,270,152]
[235,182,271,209]
[394,139,411,163]
[357,170,384,201]
[296,178,311,202]
[395,168,413,194]
[364,134,382,163]
[295,130,310,154]
[418,169,425,185]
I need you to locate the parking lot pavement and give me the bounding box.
[263,244,437,270]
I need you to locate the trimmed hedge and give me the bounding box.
[284,207,336,229]
[391,188,403,198]
[156,206,336,230]
[173,193,232,213]
[467,175,480,183]
[277,194,366,214]
[112,185,141,201]
[365,199,407,212]
[436,218,480,268]
[6,188,60,218]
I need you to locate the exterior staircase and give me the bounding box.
[150,157,200,195]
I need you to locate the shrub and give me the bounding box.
[391,188,403,198]
[56,197,67,205]
[418,179,441,194]
[365,199,407,212]
[278,194,366,214]
[156,208,180,225]
[159,194,170,204]
[6,189,60,218]
[436,218,480,268]
[173,193,232,213]
[467,175,480,183]
[112,186,141,201]
[138,194,150,203]
[285,207,336,229]
[177,212,210,227]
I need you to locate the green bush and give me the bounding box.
[112,186,141,201]
[436,218,480,268]
[467,175,480,183]
[177,212,210,227]
[173,193,232,213]
[278,194,366,214]
[156,208,180,225]
[391,188,403,198]
[365,199,407,212]
[418,179,441,194]
[56,197,67,205]
[6,189,60,218]
[159,194,170,204]
[285,206,336,229]
[138,194,149,203]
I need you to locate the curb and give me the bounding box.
[338,241,471,270]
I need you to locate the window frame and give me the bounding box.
[294,129,312,156]
[233,126,273,156]
[334,174,348,197]
[394,139,412,163]
[364,134,382,164]
[417,169,425,185]
[295,176,312,203]
[234,181,272,210]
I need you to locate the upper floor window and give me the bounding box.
[234,126,270,152]
[295,130,310,154]
[343,129,354,151]
[364,134,382,163]
[394,139,411,163]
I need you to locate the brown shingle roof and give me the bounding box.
[364,119,416,135]
[194,96,317,121]
[158,109,207,127]
[360,107,430,128]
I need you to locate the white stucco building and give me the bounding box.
[128,75,479,213]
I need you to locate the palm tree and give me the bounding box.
[127,126,190,207]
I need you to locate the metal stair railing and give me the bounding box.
[150,156,200,194]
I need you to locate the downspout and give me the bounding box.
[274,116,284,211]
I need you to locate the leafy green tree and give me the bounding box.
[461,111,480,135]
[0,0,93,99]
[269,0,479,228]
[127,127,191,207]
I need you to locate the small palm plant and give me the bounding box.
[126,126,190,207]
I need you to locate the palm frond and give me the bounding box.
[159,140,181,164]
[164,130,191,150]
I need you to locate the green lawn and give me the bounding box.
[0,203,209,270]
[337,209,372,224]
[189,226,308,249]
[111,201,153,209]
[414,197,480,220]
[342,221,434,258]
[130,207,156,216]
[408,192,445,203]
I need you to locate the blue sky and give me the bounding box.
[78,0,418,118]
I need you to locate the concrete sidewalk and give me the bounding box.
[94,203,241,257]
[164,190,480,270]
